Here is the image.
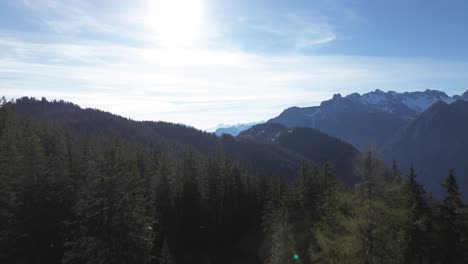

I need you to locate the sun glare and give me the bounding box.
[147,0,204,47]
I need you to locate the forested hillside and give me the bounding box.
[12,97,359,182]
[1,98,467,263]
[239,123,358,184]
[383,100,468,198]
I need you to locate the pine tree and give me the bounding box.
[0,96,7,107]
[11,119,60,264]
[377,166,408,263]
[175,146,202,261]
[265,202,299,264]
[228,164,245,239]
[402,165,431,263]
[391,160,402,182]
[362,150,375,264]
[63,140,154,264]
[152,151,174,261]
[204,157,224,247]
[438,170,466,263]
[0,106,23,261]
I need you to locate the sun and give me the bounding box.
[147,0,204,47]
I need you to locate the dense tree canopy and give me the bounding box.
[0,99,467,264]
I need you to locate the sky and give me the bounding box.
[1,0,468,129]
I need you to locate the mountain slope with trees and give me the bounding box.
[239,123,358,184]
[12,97,358,183]
[383,100,468,197]
[1,97,467,264]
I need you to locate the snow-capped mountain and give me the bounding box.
[268,89,467,149]
[350,89,456,114]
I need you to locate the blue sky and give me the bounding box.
[1,0,468,129]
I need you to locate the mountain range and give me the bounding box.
[267,89,468,197]
[10,88,468,198]
[212,122,263,137]
[269,89,468,149]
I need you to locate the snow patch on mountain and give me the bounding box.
[402,93,455,112]
[362,89,386,104]
[402,96,438,112]
[345,89,461,114]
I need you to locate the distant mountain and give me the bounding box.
[13,97,358,183]
[382,100,468,197]
[213,122,262,136]
[239,123,359,184]
[269,89,464,150]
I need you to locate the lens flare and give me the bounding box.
[146,0,204,47]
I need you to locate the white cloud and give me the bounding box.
[245,13,336,50]
[2,36,468,128]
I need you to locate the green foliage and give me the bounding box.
[264,203,297,264]
[437,170,467,263]
[245,134,468,264]
[400,165,433,263]
[1,101,468,264]
[311,190,361,263]
[63,141,154,264]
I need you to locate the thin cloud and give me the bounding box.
[3,35,468,128]
[244,13,336,50]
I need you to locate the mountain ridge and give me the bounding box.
[269,89,467,149]
[212,121,263,136]
[239,123,358,184]
[11,97,359,183]
[382,99,468,197]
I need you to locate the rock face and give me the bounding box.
[269,89,463,150]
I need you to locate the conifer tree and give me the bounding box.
[0,105,22,261]
[12,120,62,263]
[204,157,224,246]
[152,151,174,260]
[362,150,375,264]
[229,164,245,238]
[5,97,468,264]
[402,165,431,263]
[438,170,466,263]
[265,202,298,264]
[391,160,402,182]
[175,147,202,261]
[63,140,154,264]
